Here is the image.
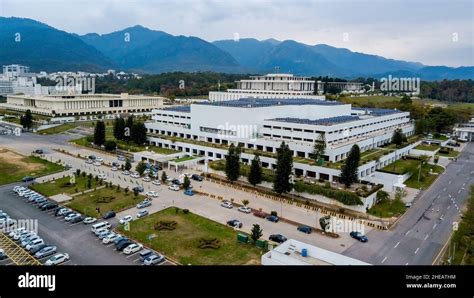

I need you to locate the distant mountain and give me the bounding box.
[0,17,113,72]
[374,66,474,81]
[79,26,243,73]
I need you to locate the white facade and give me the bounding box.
[454,118,474,141]
[261,239,370,265]
[0,93,165,117]
[209,73,325,101]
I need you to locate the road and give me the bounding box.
[343,142,474,265]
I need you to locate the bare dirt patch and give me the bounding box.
[0,148,44,172]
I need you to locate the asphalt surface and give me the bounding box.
[343,142,474,265]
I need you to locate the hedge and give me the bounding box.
[293,181,363,206]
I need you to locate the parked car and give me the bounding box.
[171,179,181,186]
[0,249,5,260]
[266,215,279,223]
[102,211,116,219]
[130,173,140,179]
[132,186,144,193]
[238,206,252,214]
[65,213,81,222]
[34,246,57,259]
[45,253,69,265]
[111,166,118,171]
[350,231,368,242]
[136,200,152,209]
[102,233,120,244]
[70,215,85,224]
[93,161,102,167]
[253,211,267,218]
[220,201,233,209]
[83,217,97,224]
[26,239,44,251]
[139,250,154,262]
[98,174,107,180]
[145,191,158,198]
[184,189,194,196]
[168,184,180,191]
[269,234,288,243]
[55,208,70,217]
[297,225,312,234]
[97,230,112,240]
[144,254,165,265]
[119,215,133,225]
[226,219,243,228]
[21,176,35,182]
[142,177,151,182]
[191,174,203,181]
[116,240,134,251]
[29,244,48,255]
[152,180,161,186]
[121,170,130,176]
[40,203,58,211]
[137,210,149,218]
[123,243,143,255]
[95,157,104,162]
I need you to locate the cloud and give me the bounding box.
[1,0,472,66]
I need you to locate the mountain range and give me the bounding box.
[0,17,472,80]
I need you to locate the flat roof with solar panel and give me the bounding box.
[268,115,361,126]
[195,98,344,108]
[162,106,191,113]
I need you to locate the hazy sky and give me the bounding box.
[1,0,473,66]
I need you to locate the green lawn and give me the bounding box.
[209,160,275,182]
[36,123,78,135]
[0,149,64,185]
[117,207,263,265]
[172,156,196,163]
[415,144,440,151]
[437,150,460,158]
[368,198,406,218]
[66,187,145,217]
[30,175,99,197]
[404,164,444,189]
[379,158,421,175]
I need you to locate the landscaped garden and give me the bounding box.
[36,123,78,135]
[0,148,64,185]
[414,144,440,151]
[117,207,263,265]
[368,197,406,218]
[30,174,99,197]
[404,163,444,189]
[379,158,421,175]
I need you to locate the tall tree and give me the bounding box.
[247,155,263,186]
[131,121,148,145]
[113,117,125,141]
[124,159,132,171]
[391,128,404,147]
[183,175,191,189]
[312,133,326,164]
[93,121,106,146]
[250,224,263,243]
[20,109,33,130]
[339,144,360,187]
[273,142,293,194]
[135,161,147,176]
[124,115,134,142]
[225,144,241,182]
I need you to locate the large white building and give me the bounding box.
[0,93,165,117]
[145,98,416,185]
[454,118,474,141]
[209,73,325,101]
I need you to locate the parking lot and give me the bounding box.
[0,183,172,266]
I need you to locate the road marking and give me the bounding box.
[424,234,429,240]
[414,247,420,254]
[447,206,450,210]
[443,188,446,192]
[458,190,462,194]
[133,258,140,262]
[405,230,410,236]
[394,241,400,248]
[448,180,452,184]
[381,256,387,263]
[405,262,409,265]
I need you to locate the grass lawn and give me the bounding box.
[117,207,263,265]
[172,156,196,163]
[404,164,444,189]
[437,150,459,158]
[209,160,275,182]
[415,144,440,151]
[0,149,64,185]
[66,187,145,217]
[379,158,421,175]
[36,123,78,135]
[30,175,99,197]
[368,198,406,218]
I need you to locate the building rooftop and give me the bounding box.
[268,115,360,126]
[162,106,191,113]
[352,107,402,116]
[195,98,344,108]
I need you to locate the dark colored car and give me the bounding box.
[114,236,128,246]
[171,179,181,186]
[70,215,85,223]
[269,234,288,243]
[40,203,58,211]
[266,215,279,223]
[191,174,203,181]
[34,149,44,154]
[297,225,312,234]
[132,186,144,193]
[61,210,74,217]
[37,201,51,209]
[253,211,267,218]
[29,243,48,255]
[226,219,243,228]
[21,176,35,182]
[0,249,6,260]
[103,211,116,219]
[139,250,154,262]
[350,231,368,242]
[116,240,133,251]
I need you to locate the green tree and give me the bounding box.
[242,199,249,206]
[225,144,241,182]
[93,121,106,146]
[247,155,262,186]
[131,121,148,145]
[340,144,360,187]
[20,109,33,130]
[135,161,147,176]
[400,95,413,105]
[183,175,191,189]
[124,159,132,171]
[312,133,326,164]
[104,140,117,151]
[319,215,331,232]
[250,224,263,243]
[376,190,390,204]
[273,142,293,194]
[161,171,168,183]
[113,117,126,141]
[124,115,134,142]
[391,128,404,147]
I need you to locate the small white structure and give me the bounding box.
[454,118,474,142]
[262,239,370,266]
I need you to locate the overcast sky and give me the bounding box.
[1,0,472,66]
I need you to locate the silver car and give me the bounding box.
[34,246,57,259]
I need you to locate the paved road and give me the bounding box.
[343,142,474,265]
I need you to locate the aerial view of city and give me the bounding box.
[0,0,472,297]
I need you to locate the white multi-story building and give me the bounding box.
[145,98,416,183]
[0,93,165,117]
[2,64,30,77]
[209,73,325,101]
[454,118,474,141]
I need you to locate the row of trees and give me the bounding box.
[113,116,147,145]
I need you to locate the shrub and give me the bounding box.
[270,211,278,216]
[183,209,189,214]
[294,181,363,205]
[324,182,331,189]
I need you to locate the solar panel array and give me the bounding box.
[196,98,344,108]
[163,106,191,113]
[270,115,360,126]
[351,107,400,116]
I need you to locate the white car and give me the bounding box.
[142,177,151,182]
[98,174,107,180]
[123,243,143,255]
[94,227,109,236]
[102,233,120,244]
[119,215,133,225]
[152,180,161,186]
[95,157,104,162]
[45,253,69,265]
[144,254,165,265]
[83,217,97,224]
[121,171,130,176]
[137,210,149,218]
[238,206,252,214]
[111,166,118,171]
[85,159,93,164]
[168,184,180,191]
[220,201,233,209]
[93,161,102,167]
[130,173,140,179]
[145,191,158,198]
[65,213,81,222]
